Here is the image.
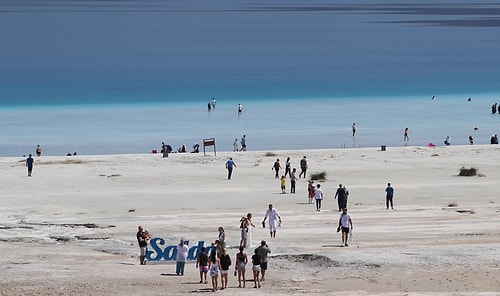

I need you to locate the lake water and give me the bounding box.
[1,0,500,156]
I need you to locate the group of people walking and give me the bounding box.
[137,204,280,292]
[191,222,274,292]
[136,153,398,292]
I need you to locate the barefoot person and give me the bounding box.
[196,247,209,284]
[255,240,271,281]
[26,154,34,177]
[225,157,237,180]
[209,249,221,292]
[235,246,248,288]
[262,204,281,238]
[240,213,255,248]
[219,248,231,290]
[251,249,262,288]
[175,238,188,275]
[337,208,353,247]
[136,226,151,265]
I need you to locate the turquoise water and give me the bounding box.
[1,1,500,156]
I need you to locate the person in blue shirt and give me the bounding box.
[26,154,34,176]
[226,158,237,180]
[385,183,394,209]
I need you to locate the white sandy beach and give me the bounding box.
[1,145,499,295]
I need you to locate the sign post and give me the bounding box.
[203,138,216,156]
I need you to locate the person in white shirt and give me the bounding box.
[262,204,281,238]
[315,184,323,212]
[336,208,353,247]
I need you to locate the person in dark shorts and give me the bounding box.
[336,208,353,247]
[255,240,271,281]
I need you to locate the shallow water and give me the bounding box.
[1,0,500,156]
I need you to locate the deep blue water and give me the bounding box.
[1,1,500,156]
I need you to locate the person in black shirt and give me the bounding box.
[251,249,262,288]
[136,226,150,265]
[219,248,231,290]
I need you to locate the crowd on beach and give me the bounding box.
[136,209,276,292]
[134,153,369,292]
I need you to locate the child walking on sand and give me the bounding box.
[280,175,286,194]
[308,180,315,204]
[196,247,209,284]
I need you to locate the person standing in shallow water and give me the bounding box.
[26,154,34,177]
[36,145,42,156]
[240,135,247,151]
[238,103,243,115]
[352,123,356,136]
[404,128,409,141]
[233,138,239,152]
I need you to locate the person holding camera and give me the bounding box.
[176,238,189,275]
[255,240,271,281]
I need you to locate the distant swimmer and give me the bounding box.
[492,103,497,114]
[208,102,212,112]
[468,97,472,102]
[404,128,409,141]
[211,98,217,109]
[238,104,243,115]
[431,96,435,100]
